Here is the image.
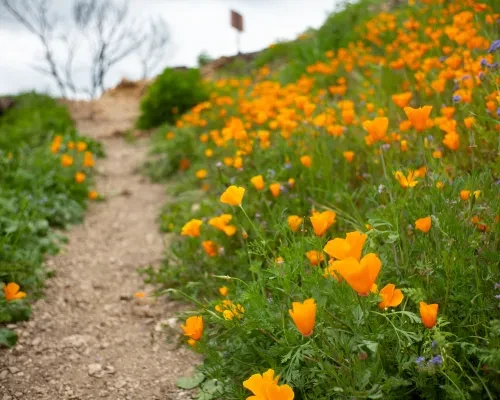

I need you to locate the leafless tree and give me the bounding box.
[0,0,171,98]
[136,17,171,79]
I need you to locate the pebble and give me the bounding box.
[87,363,103,377]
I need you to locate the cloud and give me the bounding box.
[0,0,338,96]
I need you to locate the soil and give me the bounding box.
[0,92,198,399]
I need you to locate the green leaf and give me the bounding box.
[0,328,17,348]
[176,372,205,389]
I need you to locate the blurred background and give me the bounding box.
[0,0,339,96]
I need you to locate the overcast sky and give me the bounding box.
[0,0,338,97]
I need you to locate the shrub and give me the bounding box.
[136,68,209,129]
[0,93,100,347]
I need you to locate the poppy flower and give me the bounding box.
[75,172,86,184]
[195,169,208,179]
[76,141,87,152]
[202,240,218,257]
[363,117,389,142]
[460,190,470,201]
[289,298,316,336]
[181,316,203,340]
[61,154,74,167]
[219,286,228,296]
[403,106,433,132]
[306,250,324,266]
[243,369,295,400]
[310,210,336,237]
[83,152,95,167]
[392,92,413,108]
[251,175,265,190]
[300,155,312,168]
[323,231,367,261]
[419,302,438,329]
[3,282,26,301]
[220,186,245,206]
[343,151,355,163]
[378,284,404,309]
[181,219,203,237]
[88,190,98,200]
[266,384,295,400]
[415,216,432,232]
[287,215,303,232]
[394,170,419,188]
[331,253,382,296]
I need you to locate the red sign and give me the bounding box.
[231,10,244,32]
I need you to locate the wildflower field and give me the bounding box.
[140,0,500,398]
[0,93,100,347]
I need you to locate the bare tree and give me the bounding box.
[0,0,171,98]
[136,17,170,79]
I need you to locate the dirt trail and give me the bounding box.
[0,94,197,399]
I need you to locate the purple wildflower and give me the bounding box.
[453,95,461,103]
[487,40,500,53]
[480,58,488,67]
[494,283,500,289]
[415,356,425,365]
[497,108,500,117]
[429,355,443,366]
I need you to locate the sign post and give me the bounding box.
[230,10,244,55]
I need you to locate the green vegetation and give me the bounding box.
[137,68,210,130]
[0,93,100,347]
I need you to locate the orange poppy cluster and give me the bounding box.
[172,0,499,395]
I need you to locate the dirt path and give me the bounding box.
[0,95,197,399]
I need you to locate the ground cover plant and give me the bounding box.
[144,0,500,398]
[0,93,100,347]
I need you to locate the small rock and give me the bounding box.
[14,393,23,399]
[0,370,8,380]
[119,294,132,301]
[104,365,116,375]
[31,337,41,346]
[8,366,20,374]
[88,363,103,377]
[61,334,89,348]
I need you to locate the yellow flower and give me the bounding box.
[287,215,303,232]
[75,172,86,184]
[181,219,203,237]
[219,286,228,296]
[394,170,419,188]
[300,155,312,168]
[289,298,316,336]
[343,151,355,163]
[269,183,281,198]
[61,154,73,167]
[251,175,265,190]
[415,216,432,232]
[76,141,87,152]
[220,186,245,206]
[195,169,207,179]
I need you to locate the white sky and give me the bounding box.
[0,0,339,96]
